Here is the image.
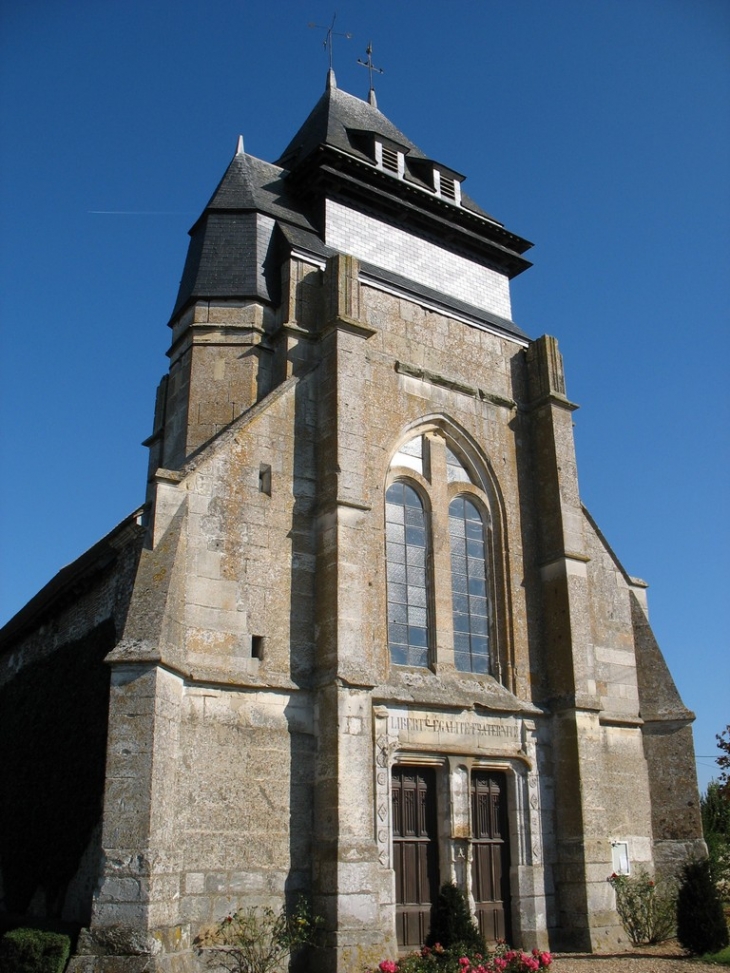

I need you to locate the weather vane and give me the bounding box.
[357,41,384,90]
[308,14,352,71]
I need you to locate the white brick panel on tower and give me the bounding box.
[325,199,513,321]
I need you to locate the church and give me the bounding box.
[0,71,704,973]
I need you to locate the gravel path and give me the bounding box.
[552,942,721,973]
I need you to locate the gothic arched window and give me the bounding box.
[385,482,430,667]
[449,496,489,674]
[385,430,497,676]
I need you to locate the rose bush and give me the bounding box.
[607,870,676,945]
[367,941,552,973]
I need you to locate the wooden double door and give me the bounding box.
[471,771,511,943]
[392,767,439,947]
[392,766,510,948]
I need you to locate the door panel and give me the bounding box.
[471,771,511,943]
[392,767,439,947]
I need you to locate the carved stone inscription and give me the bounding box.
[387,708,522,753]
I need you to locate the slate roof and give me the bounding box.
[277,73,420,165]
[204,152,313,229]
[275,73,500,224]
[0,509,145,650]
[170,151,319,320]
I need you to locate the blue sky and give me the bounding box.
[1,0,728,791]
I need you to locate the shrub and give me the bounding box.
[490,944,553,973]
[426,883,486,955]
[607,870,676,945]
[366,942,553,973]
[0,927,71,973]
[676,859,729,955]
[196,897,321,973]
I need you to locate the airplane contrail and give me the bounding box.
[88,210,194,215]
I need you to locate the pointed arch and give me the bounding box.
[383,415,514,687]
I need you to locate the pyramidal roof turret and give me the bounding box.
[276,68,421,169]
[203,139,309,223]
[170,139,314,322]
[275,70,499,225]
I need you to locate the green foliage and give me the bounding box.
[0,927,71,973]
[426,883,486,955]
[0,620,115,918]
[717,726,730,802]
[197,897,321,973]
[703,781,730,893]
[704,781,730,836]
[676,859,729,955]
[607,870,676,945]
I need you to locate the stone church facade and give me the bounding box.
[0,74,704,972]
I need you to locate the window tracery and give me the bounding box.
[385,428,498,676]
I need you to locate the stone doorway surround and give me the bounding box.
[373,704,550,951]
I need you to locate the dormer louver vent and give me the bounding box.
[367,134,408,179]
[381,145,400,174]
[406,157,464,207]
[439,175,457,201]
[432,168,461,205]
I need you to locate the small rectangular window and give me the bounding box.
[251,635,264,660]
[259,464,271,496]
[611,840,630,876]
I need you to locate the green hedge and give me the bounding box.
[0,927,71,973]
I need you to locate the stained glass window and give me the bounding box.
[449,496,489,674]
[446,445,472,484]
[392,436,423,476]
[386,482,430,667]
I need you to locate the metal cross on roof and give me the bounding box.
[357,41,384,91]
[308,14,352,71]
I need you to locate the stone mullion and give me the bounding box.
[426,433,455,672]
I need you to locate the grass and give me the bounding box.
[700,945,730,966]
